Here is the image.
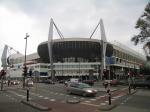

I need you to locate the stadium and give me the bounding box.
[1,19,146,81]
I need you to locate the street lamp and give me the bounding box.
[23,33,29,88]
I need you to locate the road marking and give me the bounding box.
[80,98,85,100]
[111,98,116,101]
[96,95,106,99]
[100,103,106,105]
[105,101,108,103]
[44,97,49,99]
[8,90,26,99]
[73,96,77,98]
[84,100,91,103]
[90,98,96,101]
[50,99,56,101]
[21,96,26,98]
[59,93,64,95]
[81,103,99,107]
[11,97,15,100]
[39,95,44,98]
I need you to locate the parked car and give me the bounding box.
[66,82,97,97]
[58,80,65,84]
[103,79,118,86]
[132,78,150,89]
[82,80,95,86]
[44,79,55,84]
[64,78,79,86]
[25,79,34,87]
[10,80,20,85]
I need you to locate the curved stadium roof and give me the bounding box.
[38,38,113,63]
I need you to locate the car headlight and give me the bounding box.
[86,90,92,93]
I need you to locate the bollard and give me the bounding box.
[129,85,131,94]
[108,93,111,105]
[27,88,29,101]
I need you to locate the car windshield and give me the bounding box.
[78,83,91,89]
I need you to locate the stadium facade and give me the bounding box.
[6,38,146,81]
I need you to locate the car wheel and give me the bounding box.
[83,92,87,97]
[67,90,71,94]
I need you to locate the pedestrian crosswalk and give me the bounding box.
[4,87,127,108]
[4,84,128,107]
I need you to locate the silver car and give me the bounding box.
[66,82,97,97]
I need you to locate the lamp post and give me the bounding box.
[23,33,29,88]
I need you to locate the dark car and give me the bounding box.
[103,79,118,86]
[133,79,150,89]
[44,79,55,84]
[82,80,95,86]
[66,82,97,97]
[10,80,20,85]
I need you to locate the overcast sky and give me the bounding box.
[0,0,149,67]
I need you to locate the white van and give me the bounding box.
[70,78,79,83]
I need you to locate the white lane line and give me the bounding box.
[59,93,64,95]
[111,98,116,101]
[11,97,15,100]
[84,101,91,103]
[39,95,44,98]
[100,103,106,105]
[73,97,77,98]
[81,103,99,107]
[9,91,26,99]
[21,96,26,99]
[80,98,85,100]
[50,99,56,101]
[90,99,96,101]
[44,97,49,99]
[105,101,109,103]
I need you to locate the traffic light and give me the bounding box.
[103,69,107,79]
[23,66,27,76]
[0,69,6,79]
[29,70,32,77]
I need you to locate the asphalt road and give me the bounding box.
[109,88,150,112]
[0,90,43,112]
[2,82,148,112]
[5,83,107,103]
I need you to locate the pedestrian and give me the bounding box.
[8,79,10,86]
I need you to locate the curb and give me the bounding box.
[98,104,117,111]
[21,100,51,111]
